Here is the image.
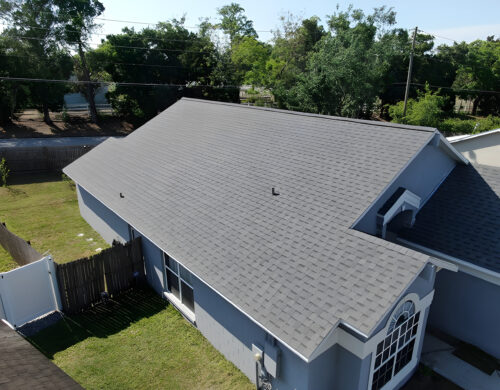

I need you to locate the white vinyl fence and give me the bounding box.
[0,256,61,327]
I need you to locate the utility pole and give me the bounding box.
[403,27,418,117]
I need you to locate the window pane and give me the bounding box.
[179,264,192,285]
[181,281,195,312]
[167,269,180,299]
[165,254,178,274]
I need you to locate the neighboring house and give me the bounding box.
[64,86,109,108]
[63,99,496,390]
[447,129,500,167]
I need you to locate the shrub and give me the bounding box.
[439,115,500,135]
[0,158,10,187]
[388,84,445,128]
[439,118,476,135]
[61,107,70,124]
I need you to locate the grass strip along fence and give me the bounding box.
[0,221,42,266]
[56,237,145,314]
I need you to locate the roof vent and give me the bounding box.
[272,187,280,196]
[120,192,125,198]
[376,187,420,238]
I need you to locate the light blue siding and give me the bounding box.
[429,270,500,359]
[76,185,129,244]
[355,144,456,235]
[137,233,165,294]
[194,277,310,389]
[75,182,436,390]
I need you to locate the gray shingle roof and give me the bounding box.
[400,164,500,272]
[64,98,432,359]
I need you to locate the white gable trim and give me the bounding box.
[309,291,434,361]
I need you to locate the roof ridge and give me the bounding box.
[180,97,437,134]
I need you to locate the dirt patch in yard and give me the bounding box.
[0,110,134,138]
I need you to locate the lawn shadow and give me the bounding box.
[8,172,64,186]
[27,287,167,359]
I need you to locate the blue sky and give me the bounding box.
[95,0,500,46]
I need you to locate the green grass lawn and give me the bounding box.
[29,288,254,390]
[0,173,109,271]
[2,174,253,389]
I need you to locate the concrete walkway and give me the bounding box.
[0,320,81,389]
[421,333,500,390]
[0,136,120,149]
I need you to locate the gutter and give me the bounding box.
[397,238,500,286]
[63,178,312,363]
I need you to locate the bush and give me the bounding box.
[439,115,500,135]
[439,118,476,135]
[388,85,445,128]
[475,115,500,133]
[61,107,70,124]
[0,158,10,187]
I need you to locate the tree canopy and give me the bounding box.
[0,2,498,132]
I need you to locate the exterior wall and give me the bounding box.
[76,185,129,244]
[451,132,500,167]
[194,279,311,390]
[355,144,456,235]
[75,183,436,390]
[429,270,500,359]
[137,233,165,295]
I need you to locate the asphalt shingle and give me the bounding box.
[64,98,432,359]
[400,163,500,272]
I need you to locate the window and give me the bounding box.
[164,253,195,314]
[371,301,420,390]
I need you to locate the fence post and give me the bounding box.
[46,256,62,312]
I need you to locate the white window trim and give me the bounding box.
[163,252,196,322]
[366,293,426,390]
[163,290,196,323]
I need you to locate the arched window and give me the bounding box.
[370,300,421,390]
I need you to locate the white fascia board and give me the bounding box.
[69,181,312,363]
[437,133,470,164]
[398,238,500,286]
[309,291,435,361]
[448,128,500,143]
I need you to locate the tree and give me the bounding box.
[266,15,325,106]
[231,37,270,85]
[96,19,218,124]
[283,6,398,117]
[452,39,500,115]
[0,0,72,124]
[217,3,257,44]
[54,0,105,123]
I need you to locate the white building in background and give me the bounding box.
[447,129,500,167]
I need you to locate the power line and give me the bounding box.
[0,52,201,70]
[2,34,214,53]
[1,7,274,32]
[0,22,214,44]
[393,82,500,94]
[0,76,238,88]
[418,29,457,43]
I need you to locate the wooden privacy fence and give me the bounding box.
[56,237,145,314]
[0,222,42,266]
[0,145,93,173]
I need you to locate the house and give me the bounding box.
[447,129,500,167]
[63,98,497,390]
